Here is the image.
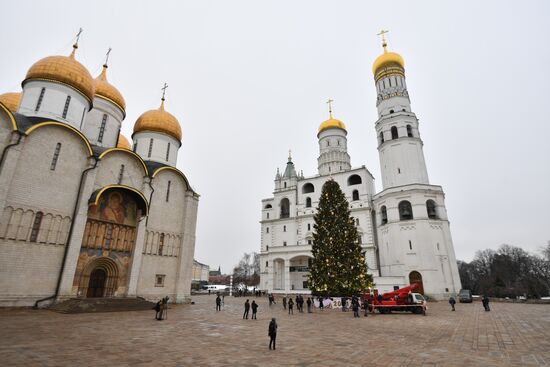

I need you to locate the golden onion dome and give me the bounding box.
[117,134,131,149]
[372,45,405,75]
[318,116,346,134]
[0,92,21,113]
[133,99,182,141]
[94,64,126,112]
[23,44,95,102]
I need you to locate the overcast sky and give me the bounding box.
[2,0,549,273]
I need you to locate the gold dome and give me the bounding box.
[117,134,131,149]
[94,64,126,112]
[318,116,346,134]
[23,45,95,102]
[133,99,182,141]
[0,92,21,113]
[372,46,405,75]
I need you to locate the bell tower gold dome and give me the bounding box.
[23,44,95,102]
[133,98,182,141]
[94,64,126,112]
[318,116,346,134]
[0,92,21,113]
[372,31,405,82]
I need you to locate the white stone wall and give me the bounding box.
[81,97,124,148]
[20,81,90,128]
[317,128,351,175]
[94,150,147,190]
[133,131,180,166]
[0,107,14,153]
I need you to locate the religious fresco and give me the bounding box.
[88,190,138,227]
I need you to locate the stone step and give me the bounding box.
[49,297,157,314]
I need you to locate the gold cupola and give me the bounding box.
[318,99,346,134]
[0,92,21,113]
[94,64,126,113]
[117,133,131,149]
[133,97,182,142]
[23,42,95,102]
[372,30,405,82]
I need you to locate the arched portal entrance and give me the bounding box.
[87,268,107,297]
[409,271,424,294]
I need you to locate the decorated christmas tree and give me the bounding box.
[309,178,373,295]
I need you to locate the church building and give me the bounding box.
[259,35,461,299]
[0,36,199,307]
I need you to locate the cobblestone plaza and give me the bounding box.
[1,295,549,366]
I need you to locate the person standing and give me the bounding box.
[363,297,369,317]
[268,318,278,350]
[306,297,312,313]
[482,295,491,311]
[288,298,294,315]
[251,300,258,319]
[153,300,162,320]
[216,295,222,311]
[449,296,456,311]
[318,296,324,310]
[299,295,304,313]
[243,299,250,319]
[352,296,360,318]
[282,296,287,310]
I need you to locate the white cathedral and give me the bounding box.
[0,37,199,307]
[259,38,462,300]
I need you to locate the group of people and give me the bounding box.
[339,295,369,317]
[243,299,259,319]
[448,295,491,311]
[282,295,311,314]
[153,296,169,320]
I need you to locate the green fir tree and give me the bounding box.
[309,178,373,295]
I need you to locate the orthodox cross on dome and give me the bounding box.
[288,149,292,162]
[104,47,112,66]
[161,82,169,101]
[71,28,83,57]
[377,29,389,50]
[326,98,334,118]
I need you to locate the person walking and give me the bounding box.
[282,296,287,310]
[363,297,369,317]
[352,296,360,318]
[153,300,162,320]
[243,299,250,319]
[268,318,278,350]
[482,295,491,311]
[251,300,258,319]
[216,295,222,311]
[299,295,304,313]
[449,296,456,311]
[288,298,294,315]
[306,297,312,313]
[318,296,324,310]
[295,296,300,313]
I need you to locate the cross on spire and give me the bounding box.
[288,149,292,161]
[70,28,83,58]
[377,29,389,50]
[326,98,334,118]
[161,83,169,101]
[104,47,112,66]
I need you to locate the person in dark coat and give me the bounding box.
[282,296,287,310]
[482,295,490,311]
[268,318,277,350]
[288,298,294,314]
[306,297,312,313]
[251,300,258,319]
[318,296,324,310]
[216,295,221,311]
[363,297,369,317]
[449,296,456,311]
[153,300,162,320]
[243,299,250,319]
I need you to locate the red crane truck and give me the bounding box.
[363,283,427,315]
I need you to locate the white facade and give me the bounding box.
[133,131,180,167]
[82,96,124,148]
[260,50,461,300]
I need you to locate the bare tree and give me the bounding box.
[232,252,260,287]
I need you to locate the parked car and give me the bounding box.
[458,289,473,303]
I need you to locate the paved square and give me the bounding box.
[1,295,549,366]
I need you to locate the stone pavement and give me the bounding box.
[1,295,549,367]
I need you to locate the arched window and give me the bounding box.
[284,182,287,188]
[305,197,312,208]
[148,138,154,158]
[380,206,388,225]
[50,143,62,170]
[159,233,164,255]
[406,124,413,137]
[98,114,108,143]
[352,190,359,201]
[348,174,362,186]
[426,200,438,219]
[391,126,398,139]
[379,131,384,144]
[62,96,71,119]
[35,87,46,112]
[29,211,43,242]
[264,204,272,209]
[302,183,314,194]
[283,225,286,232]
[398,200,413,220]
[280,198,290,218]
